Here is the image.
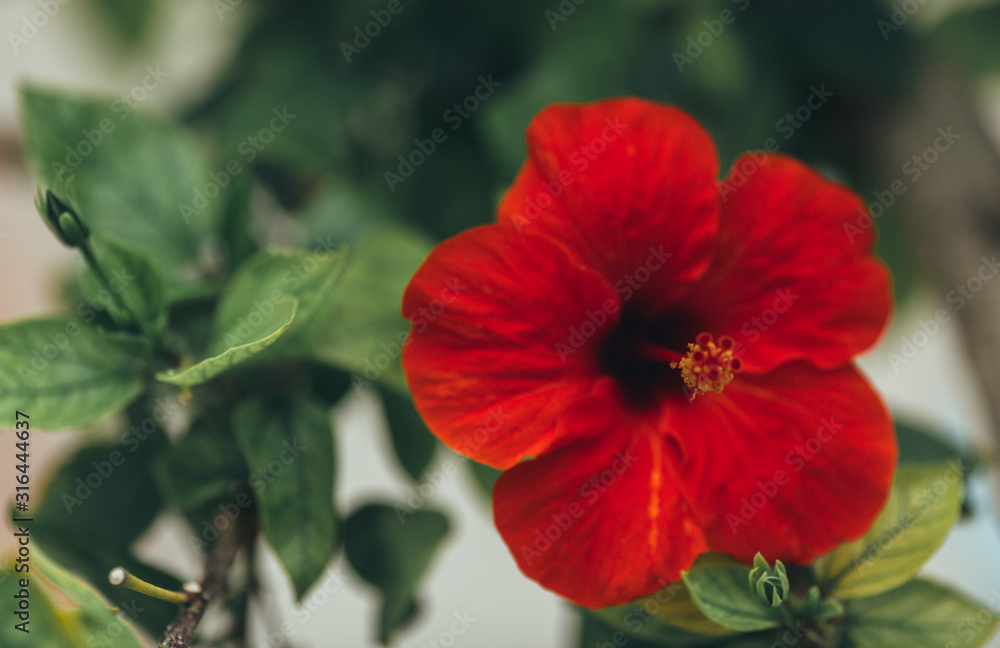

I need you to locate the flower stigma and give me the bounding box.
[670,332,742,400]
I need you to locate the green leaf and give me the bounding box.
[929,4,1000,79]
[89,0,157,47]
[156,298,298,387]
[212,246,348,359]
[152,422,248,512]
[895,419,974,466]
[311,226,433,393]
[233,396,337,599]
[84,235,168,333]
[26,418,180,636]
[588,579,737,643]
[812,462,963,599]
[0,548,144,648]
[681,553,784,632]
[0,316,146,430]
[379,386,437,481]
[344,503,450,644]
[217,170,257,269]
[577,610,671,648]
[19,85,220,284]
[466,460,502,499]
[842,579,999,648]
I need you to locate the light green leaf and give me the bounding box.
[842,579,999,648]
[233,396,337,600]
[344,503,450,644]
[213,246,348,359]
[813,462,963,599]
[83,235,168,333]
[156,298,297,387]
[0,548,144,647]
[310,227,432,393]
[681,553,783,633]
[0,316,146,429]
[19,85,219,284]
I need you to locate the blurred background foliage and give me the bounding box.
[86,0,998,299]
[6,0,1000,645]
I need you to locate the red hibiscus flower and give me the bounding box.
[401,98,896,608]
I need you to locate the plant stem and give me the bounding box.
[159,517,249,648]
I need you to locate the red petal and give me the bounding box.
[402,225,620,469]
[494,391,708,608]
[497,98,720,310]
[681,154,891,373]
[666,362,896,564]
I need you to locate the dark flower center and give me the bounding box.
[598,306,741,409]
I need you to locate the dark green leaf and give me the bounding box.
[682,554,783,632]
[344,503,450,644]
[895,419,974,466]
[233,396,338,599]
[586,579,737,645]
[84,235,168,334]
[577,610,667,648]
[466,460,501,499]
[153,422,248,512]
[379,386,437,481]
[0,316,146,429]
[19,85,220,284]
[217,170,257,269]
[813,462,963,599]
[842,579,999,648]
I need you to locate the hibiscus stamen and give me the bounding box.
[670,332,741,400]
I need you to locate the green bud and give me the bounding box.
[37,188,88,247]
[57,212,88,247]
[748,553,788,607]
[795,585,844,622]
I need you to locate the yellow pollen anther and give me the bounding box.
[670,332,742,400]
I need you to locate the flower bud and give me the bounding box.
[748,553,788,607]
[37,188,89,247]
[798,585,843,622]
